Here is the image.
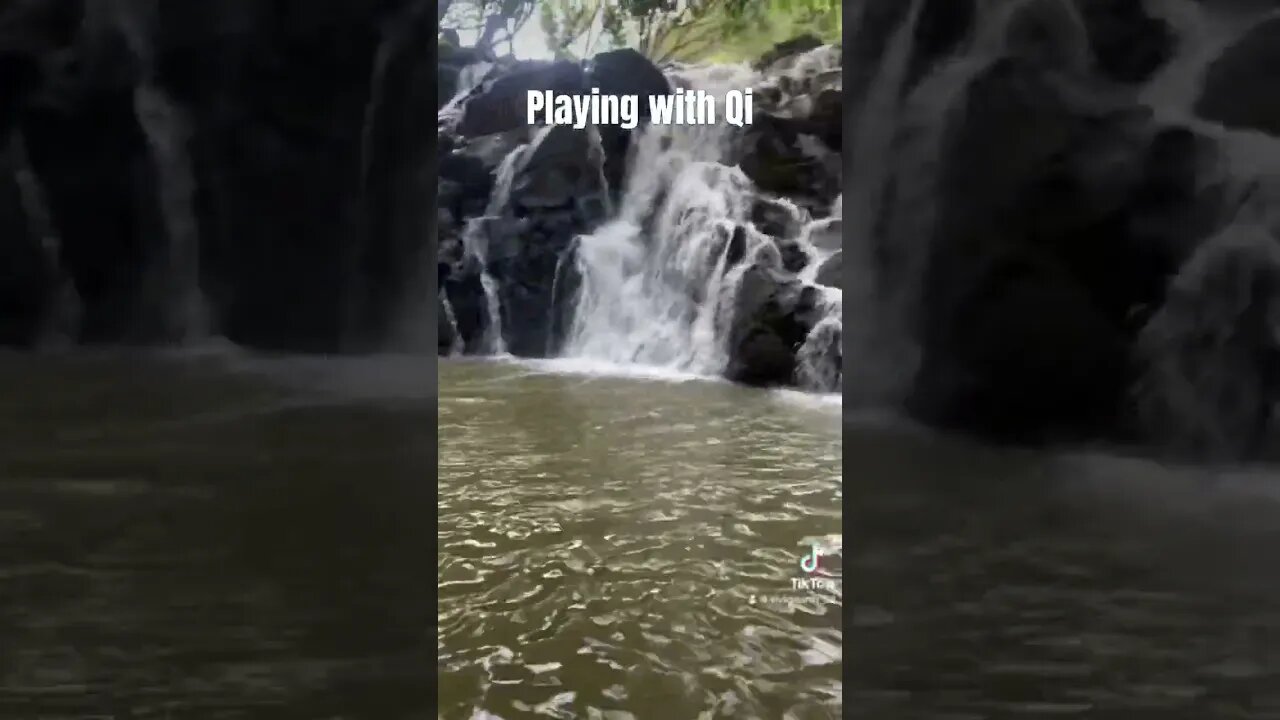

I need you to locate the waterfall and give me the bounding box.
[845,0,926,249]
[9,131,80,346]
[456,128,552,356]
[440,290,463,356]
[560,65,759,372]
[438,63,538,358]
[439,61,495,131]
[134,83,208,343]
[561,62,842,383]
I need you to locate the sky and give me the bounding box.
[453,10,605,61]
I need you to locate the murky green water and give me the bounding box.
[5,351,1280,719]
[0,349,437,717]
[845,428,1280,718]
[438,359,843,719]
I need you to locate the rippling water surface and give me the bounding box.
[7,350,1280,719]
[846,429,1280,718]
[0,349,437,717]
[438,358,844,719]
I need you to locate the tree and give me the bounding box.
[439,0,538,57]
[442,0,841,64]
[540,0,841,64]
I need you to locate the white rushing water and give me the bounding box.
[134,83,208,343]
[456,124,557,356]
[436,51,843,393]
[561,63,843,386]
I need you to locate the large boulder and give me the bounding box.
[585,48,669,116]
[454,60,585,137]
[726,259,827,387]
[585,48,670,194]
[908,57,1205,442]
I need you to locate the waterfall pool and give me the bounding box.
[4,350,1279,716]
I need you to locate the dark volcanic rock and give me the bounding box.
[1076,0,1174,84]
[739,112,840,211]
[492,125,608,356]
[585,49,670,114]
[910,57,1203,442]
[585,49,668,195]
[442,252,491,354]
[909,254,1130,442]
[726,264,808,386]
[455,60,586,137]
[726,260,827,387]
[1195,16,1280,136]
[751,195,805,239]
[439,122,609,357]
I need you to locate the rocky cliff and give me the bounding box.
[0,0,437,352]
[848,0,1280,458]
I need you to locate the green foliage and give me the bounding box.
[442,0,840,63]
[702,0,842,63]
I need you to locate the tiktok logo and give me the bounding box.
[799,544,823,574]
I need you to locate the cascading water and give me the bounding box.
[102,0,208,343]
[562,63,843,386]
[134,83,208,342]
[440,288,464,356]
[456,125,557,355]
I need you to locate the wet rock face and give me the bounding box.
[726,262,822,387]
[438,38,842,386]
[455,60,586,137]
[739,42,842,216]
[1195,16,1280,136]
[0,0,439,352]
[880,0,1280,456]
[586,49,671,116]
[908,56,1219,443]
[438,121,610,357]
